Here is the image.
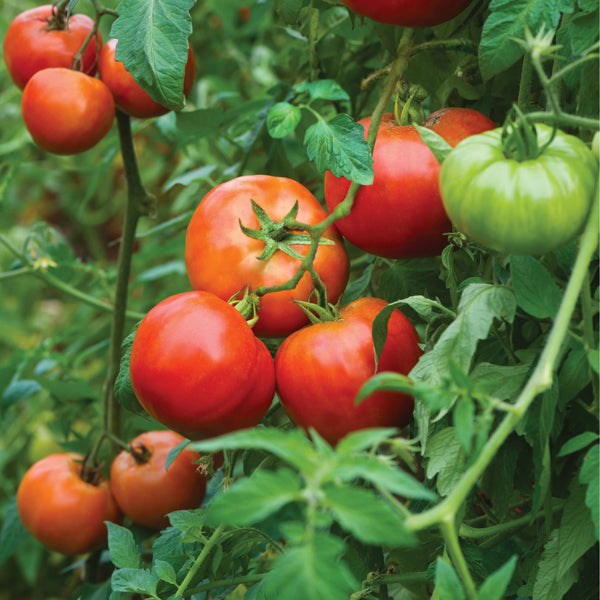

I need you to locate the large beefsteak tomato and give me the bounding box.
[129,291,275,440]
[185,175,350,338]
[324,109,496,259]
[275,297,422,445]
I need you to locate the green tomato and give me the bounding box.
[439,124,598,256]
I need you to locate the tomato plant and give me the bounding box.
[2,4,101,90]
[21,67,115,154]
[185,175,350,337]
[1,0,598,599]
[274,297,422,445]
[16,453,121,555]
[324,109,496,259]
[129,290,275,440]
[340,0,475,27]
[440,123,598,256]
[98,38,197,119]
[110,430,208,529]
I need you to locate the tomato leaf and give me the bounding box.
[267,102,302,138]
[153,559,178,586]
[191,428,320,475]
[304,114,374,184]
[424,428,467,496]
[322,484,417,546]
[329,453,437,501]
[414,124,453,164]
[114,326,145,416]
[434,557,466,600]
[205,469,303,527]
[106,522,141,570]
[411,284,517,387]
[509,255,562,319]
[295,80,351,102]
[479,0,563,81]
[0,498,28,567]
[477,556,517,600]
[579,444,599,539]
[557,431,599,457]
[258,534,358,600]
[110,0,194,111]
[335,427,399,453]
[276,0,304,24]
[111,567,160,597]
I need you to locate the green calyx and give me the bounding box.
[229,285,261,328]
[394,81,428,127]
[501,105,556,161]
[47,1,70,30]
[239,199,334,261]
[295,299,340,325]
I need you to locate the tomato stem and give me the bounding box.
[100,111,151,456]
[251,27,415,303]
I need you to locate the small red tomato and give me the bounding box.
[3,5,102,90]
[129,290,275,440]
[110,430,207,529]
[324,109,496,259]
[98,39,197,119]
[275,297,422,446]
[17,453,121,555]
[21,68,115,155]
[185,175,350,338]
[341,0,474,27]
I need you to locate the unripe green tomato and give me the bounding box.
[439,124,598,256]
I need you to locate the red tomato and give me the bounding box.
[110,430,207,529]
[98,39,197,119]
[422,107,497,146]
[21,68,115,155]
[341,0,474,27]
[16,453,121,555]
[275,297,422,446]
[129,291,275,440]
[3,5,102,90]
[324,109,496,259]
[185,175,350,338]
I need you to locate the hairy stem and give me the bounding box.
[101,111,147,449]
[253,27,415,299]
[178,524,226,597]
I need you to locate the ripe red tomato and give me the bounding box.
[324,109,496,259]
[275,297,422,446]
[129,290,276,440]
[110,430,207,529]
[185,175,350,338]
[98,39,197,119]
[16,453,121,555]
[341,0,474,27]
[3,5,102,90]
[21,68,115,155]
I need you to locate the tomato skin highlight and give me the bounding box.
[16,453,122,555]
[110,430,207,530]
[185,175,350,338]
[324,110,496,259]
[3,5,102,90]
[341,0,474,27]
[129,291,275,440]
[439,124,598,256]
[98,39,197,119]
[275,297,422,446]
[21,68,115,155]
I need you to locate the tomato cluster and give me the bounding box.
[3,4,197,155]
[10,0,596,563]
